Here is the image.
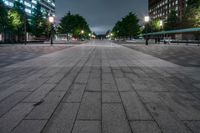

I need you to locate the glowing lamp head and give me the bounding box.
[49,16,54,23]
[160,20,163,27]
[81,30,85,34]
[144,16,150,23]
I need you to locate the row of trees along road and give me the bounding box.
[145,0,200,33]
[0,0,50,43]
[112,12,141,39]
[57,12,91,40]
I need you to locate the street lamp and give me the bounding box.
[144,16,150,23]
[160,20,163,30]
[144,16,150,45]
[48,16,55,46]
[80,30,84,40]
[81,30,85,34]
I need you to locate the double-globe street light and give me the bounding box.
[49,16,55,46]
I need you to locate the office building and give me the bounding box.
[148,0,188,20]
[3,0,55,17]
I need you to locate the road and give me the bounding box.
[0,40,200,133]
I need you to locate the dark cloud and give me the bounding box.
[56,0,148,34]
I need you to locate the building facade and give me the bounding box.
[3,0,55,17]
[0,0,55,42]
[149,0,188,20]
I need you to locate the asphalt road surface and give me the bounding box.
[0,40,200,133]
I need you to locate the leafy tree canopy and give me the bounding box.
[8,1,25,32]
[187,0,200,8]
[165,10,180,30]
[112,12,140,38]
[183,0,200,28]
[57,12,91,38]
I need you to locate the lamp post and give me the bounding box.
[81,30,84,40]
[48,16,55,46]
[160,20,163,30]
[144,16,150,45]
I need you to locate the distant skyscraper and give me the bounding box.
[3,0,55,17]
[148,0,188,20]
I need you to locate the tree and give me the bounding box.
[112,12,140,39]
[182,0,200,28]
[112,21,125,38]
[143,19,163,34]
[187,0,200,8]
[122,12,141,38]
[8,1,26,42]
[0,0,9,42]
[57,12,91,39]
[30,3,47,37]
[165,10,180,30]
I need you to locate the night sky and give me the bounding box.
[56,0,148,34]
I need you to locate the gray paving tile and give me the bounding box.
[0,84,25,102]
[102,83,118,92]
[113,69,124,78]
[0,92,30,117]
[23,84,56,103]
[12,120,47,133]
[184,121,200,133]
[102,73,115,84]
[102,67,112,73]
[26,91,65,119]
[115,78,133,91]
[139,92,192,133]
[86,78,101,91]
[53,78,72,91]
[72,120,101,133]
[130,121,161,133]
[120,92,152,120]
[46,74,65,83]
[102,103,132,133]
[0,103,33,133]
[43,103,79,133]
[63,84,86,103]
[89,70,101,79]
[75,72,90,84]
[19,78,49,92]
[159,92,200,120]
[102,92,121,103]
[77,92,101,120]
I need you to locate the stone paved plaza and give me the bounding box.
[122,44,200,67]
[0,40,200,133]
[0,45,71,68]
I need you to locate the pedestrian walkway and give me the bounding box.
[0,40,200,133]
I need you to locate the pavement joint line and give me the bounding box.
[68,48,96,133]
[100,48,103,133]
[0,76,49,117]
[119,60,164,133]
[12,46,95,133]
[76,118,101,121]
[40,47,96,133]
[102,102,122,104]
[110,66,134,133]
